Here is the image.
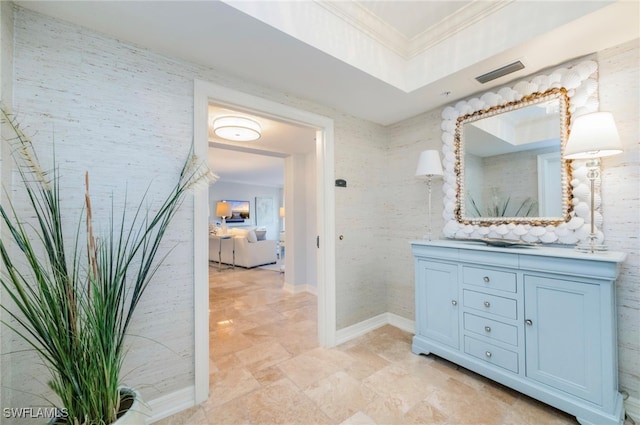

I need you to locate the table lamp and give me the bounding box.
[215,201,232,234]
[416,150,444,240]
[564,112,623,253]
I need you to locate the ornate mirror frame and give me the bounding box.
[456,87,570,225]
[441,60,599,244]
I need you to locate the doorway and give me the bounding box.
[206,102,313,285]
[193,80,336,404]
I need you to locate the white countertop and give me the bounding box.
[410,238,627,264]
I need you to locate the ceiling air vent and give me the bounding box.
[475,61,525,84]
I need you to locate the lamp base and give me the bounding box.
[574,242,609,253]
[220,217,228,235]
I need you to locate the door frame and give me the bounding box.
[192,80,336,403]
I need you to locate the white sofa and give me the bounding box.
[209,228,277,268]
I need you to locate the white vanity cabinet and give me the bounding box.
[411,240,626,425]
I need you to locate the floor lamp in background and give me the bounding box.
[216,201,231,234]
[564,112,623,253]
[416,150,444,241]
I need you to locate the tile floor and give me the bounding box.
[156,264,587,425]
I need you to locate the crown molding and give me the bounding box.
[409,0,513,57]
[314,0,409,58]
[316,0,513,60]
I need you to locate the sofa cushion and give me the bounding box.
[255,230,266,241]
[247,230,258,243]
[228,228,251,238]
[210,235,277,268]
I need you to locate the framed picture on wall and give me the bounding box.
[255,197,274,227]
[223,200,250,223]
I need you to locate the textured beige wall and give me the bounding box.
[597,38,640,401]
[333,116,388,328]
[0,1,15,419]
[8,7,199,416]
[383,107,445,320]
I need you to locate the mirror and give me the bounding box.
[457,88,570,224]
[440,59,600,244]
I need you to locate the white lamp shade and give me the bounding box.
[565,112,623,159]
[215,201,231,218]
[415,150,443,177]
[213,116,261,142]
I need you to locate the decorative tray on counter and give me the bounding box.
[452,238,538,248]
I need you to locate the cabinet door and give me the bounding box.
[524,275,601,404]
[415,260,459,349]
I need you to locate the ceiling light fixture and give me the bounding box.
[213,116,261,142]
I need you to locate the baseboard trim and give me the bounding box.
[625,395,640,423]
[147,386,195,423]
[336,314,387,345]
[335,313,415,345]
[282,281,317,295]
[387,313,415,334]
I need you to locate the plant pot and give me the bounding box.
[113,387,149,425]
[49,387,149,425]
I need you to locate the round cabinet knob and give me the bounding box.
[485,351,492,358]
[525,319,533,326]
[483,276,490,283]
[484,301,491,308]
[451,300,458,306]
[484,326,491,332]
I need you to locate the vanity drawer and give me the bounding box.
[463,267,516,293]
[463,313,518,346]
[463,289,517,320]
[464,336,519,373]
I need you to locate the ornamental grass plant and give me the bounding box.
[0,107,211,424]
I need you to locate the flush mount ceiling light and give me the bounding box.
[212,116,261,142]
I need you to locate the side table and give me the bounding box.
[210,235,234,271]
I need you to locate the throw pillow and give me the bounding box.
[247,230,258,243]
[255,230,266,241]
